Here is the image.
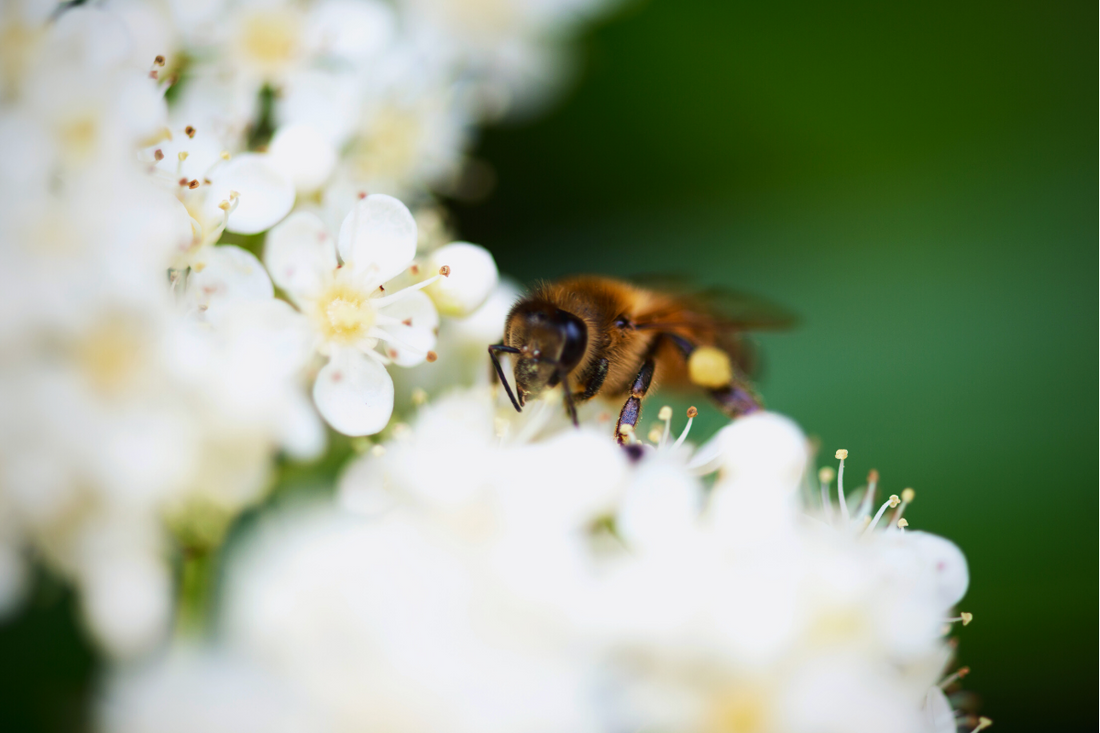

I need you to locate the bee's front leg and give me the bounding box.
[615,355,656,445]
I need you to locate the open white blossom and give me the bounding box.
[265,194,456,435]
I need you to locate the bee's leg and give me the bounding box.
[488,344,522,412]
[708,384,762,417]
[559,371,579,427]
[661,333,761,417]
[578,357,609,401]
[615,354,657,445]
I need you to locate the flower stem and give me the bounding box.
[175,545,215,638]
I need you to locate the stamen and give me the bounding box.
[426,351,437,362]
[971,718,992,732]
[891,487,915,526]
[618,423,637,445]
[371,272,445,308]
[185,125,196,138]
[938,666,970,689]
[856,468,879,521]
[818,466,835,523]
[188,179,199,189]
[835,449,849,524]
[438,265,450,277]
[896,518,909,532]
[863,494,900,535]
[946,612,974,626]
[153,149,164,161]
[176,151,188,176]
[411,388,428,406]
[671,406,697,450]
[153,55,166,67]
[647,427,663,445]
[658,405,672,447]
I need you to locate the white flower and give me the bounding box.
[265,194,447,435]
[423,242,499,317]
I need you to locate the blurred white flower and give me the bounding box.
[265,194,448,435]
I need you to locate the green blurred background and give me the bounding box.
[1,1,1093,731]
[453,0,1096,730]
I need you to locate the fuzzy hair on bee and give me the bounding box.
[489,275,792,444]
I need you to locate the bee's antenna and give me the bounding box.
[488,344,522,413]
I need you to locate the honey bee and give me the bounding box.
[489,275,792,443]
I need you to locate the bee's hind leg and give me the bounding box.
[615,354,656,447]
[708,384,762,417]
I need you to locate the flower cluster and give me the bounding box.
[0,2,987,731]
[101,389,985,732]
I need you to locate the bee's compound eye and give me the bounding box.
[555,310,588,371]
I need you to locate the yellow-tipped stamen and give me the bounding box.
[971,717,992,732]
[371,268,449,308]
[671,407,697,450]
[891,487,915,526]
[176,150,188,176]
[411,388,428,406]
[835,449,850,524]
[946,612,974,626]
[896,517,909,532]
[618,423,637,445]
[647,426,663,445]
[863,494,900,535]
[657,405,672,447]
[938,666,970,689]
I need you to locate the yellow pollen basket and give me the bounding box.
[316,283,375,345]
[688,346,733,388]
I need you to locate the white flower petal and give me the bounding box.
[618,456,701,552]
[268,123,337,193]
[905,530,970,610]
[306,0,396,63]
[206,153,295,235]
[923,686,957,733]
[336,193,417,284]
[425,242,499,317]
[715,411,809,485]
[264,211,337,298]
[313,349,394,436]
[187,245,273,321]
[375,290,438,366]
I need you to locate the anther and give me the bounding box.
[901,487,915,503]
[411,388,428,406]
[897,518,908,530]
[867,468,879,483]
[370,444,385,457]
[178,151,188,161]
[672,408,697,450]
[410,263,420,275]
[947,613,974,626]
[188,179,199,189]
[426,351,438,363]
[863,494,900,535]
[647,427,663,444]
[184,125,196,138]
[836,450,849,524]
[154,55,166,66]
[358,191,367,199]
[149,70,158,79]
[439,265,450,277]
[658,406,673,421]
[971,718,992,732]
[818,466,835,484]
[220,151,231,160]
[218,200,231,211]
[835,449,848,459]
[938,666,970,689]
[401,318,412,326]
[154,149,164,161]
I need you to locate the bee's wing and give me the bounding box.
[630,274,797,332]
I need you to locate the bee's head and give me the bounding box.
[506,301,588,405]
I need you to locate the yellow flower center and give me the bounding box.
[238,9,302,75]
[350,107,423,181]
[315,282,375,345]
